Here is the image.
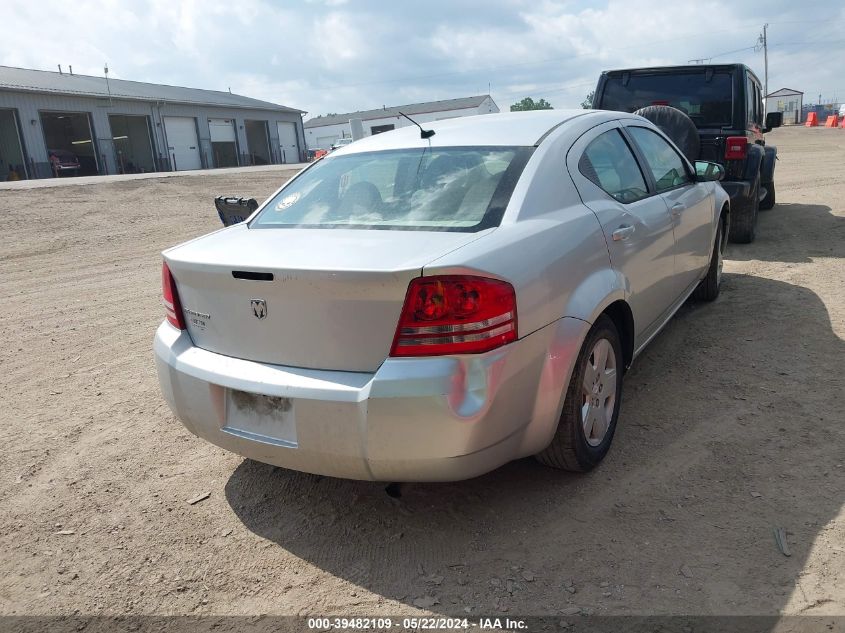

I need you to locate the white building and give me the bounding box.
[304,95,499,150]
[0,65,305,180]
[765,88,803,125]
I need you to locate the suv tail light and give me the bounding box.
[162,262,186,330]
[725,136,748,160]
[390,276,517,357]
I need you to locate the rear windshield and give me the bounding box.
[250,146,533,232]
[599,71,734,127]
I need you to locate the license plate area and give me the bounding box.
[222,389,297,447]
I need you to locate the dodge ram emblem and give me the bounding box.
[250,299,267,319]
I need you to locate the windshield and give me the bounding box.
[251,146,533,232]
[600,71,734,127]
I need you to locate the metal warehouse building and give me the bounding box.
[766,88,803,125]
[304,95,499,151]
[0,65,305,181]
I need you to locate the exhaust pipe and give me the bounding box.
[385,482,404,498]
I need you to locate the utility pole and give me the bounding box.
[759,24,769,99]
[104,63,113,106]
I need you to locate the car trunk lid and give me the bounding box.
[163,225,489,372]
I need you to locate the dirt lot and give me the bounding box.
[0,126,843,620]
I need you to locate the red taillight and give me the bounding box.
[390,275,517,357]
[725,136,748,160]
[162,262,186,330]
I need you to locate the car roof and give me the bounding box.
[331,109,609,154]
[598,63,761,91]
[601,63,748,74]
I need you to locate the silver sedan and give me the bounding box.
[154,109,729,481]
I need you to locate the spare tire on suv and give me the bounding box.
[633,105,700,162]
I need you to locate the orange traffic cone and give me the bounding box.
[806,112,818,126]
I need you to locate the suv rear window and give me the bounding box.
[251,146,533,232]
[599,71,734,127]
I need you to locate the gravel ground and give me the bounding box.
[0,126,843,619]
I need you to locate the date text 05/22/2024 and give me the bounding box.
[306,617,529,630]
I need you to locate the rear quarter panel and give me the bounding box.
[422,125,624,455]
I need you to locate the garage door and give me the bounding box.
[208,118,238,168]
[277,122,299,163]
[245,120,271,165]
[208,118,236,142]
[163,116,201,171]
[316,135,337,150]
[109,114,155,174]
[40,111,99,176]
[0,109,27,179]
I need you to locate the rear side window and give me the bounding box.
[628,126,692,192]
[746,76,757,125]
[745,77,763,125]
[579,130,648,203]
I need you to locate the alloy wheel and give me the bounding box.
[716,228,724,286]
[581,338,617,447]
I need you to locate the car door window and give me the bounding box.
[578,129,649,204]
[746,76,756,125]
[627,126,692,192]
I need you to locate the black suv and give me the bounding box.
[592,64,783,243]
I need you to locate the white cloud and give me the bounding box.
[312,11,368,67]
[2,0,844,116]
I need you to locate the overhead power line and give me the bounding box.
[495,80,596,101]
[688,44,758,64]
[770,38,845,47]
[314,17,845,111]
[317,24,789,91]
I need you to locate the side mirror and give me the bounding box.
[695,161,725,182]
[764,111,783,132]
[214,195,259,226]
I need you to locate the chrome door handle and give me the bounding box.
[671,203,684,217]
[612,225,635,241]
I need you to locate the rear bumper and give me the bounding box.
[153,317,589,482]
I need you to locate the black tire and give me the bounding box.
[693,214,724,301]
[760,181,776,210]
[536,315,623,472]
[728,175,759,244]
[633,105,701,162]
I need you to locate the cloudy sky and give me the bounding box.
[4,0,845,118]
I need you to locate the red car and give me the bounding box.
[48,149,80,175]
